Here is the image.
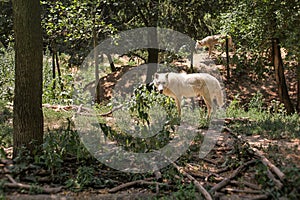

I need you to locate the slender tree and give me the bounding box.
[272,38,294,114]
[12,0,44,157]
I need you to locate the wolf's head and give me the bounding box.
[153,73,169,94]
[195,40,204,51]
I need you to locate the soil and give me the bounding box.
[2,53,299,199]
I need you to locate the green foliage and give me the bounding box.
[65,166,96,190]
[219,0,300,75]
[74,166,95,189]
[170,183,196,199]
[96,84,179,153]
[37,125,91,172]
[0,1,13,47]
[248,92,265,112]
[227,93,300,139]
[0,47,14,102]
[128,84,178,126]
[255,162,269,186]
[0,100,13,150]
[0,48,14,150]
[42,53,75,105]
[41,0,117,66]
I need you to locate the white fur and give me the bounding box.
[153,72,224,118]
[195,34,234,57]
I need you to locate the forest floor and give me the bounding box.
[1,52,300,199]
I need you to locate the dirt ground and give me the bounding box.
[2,52,300,199]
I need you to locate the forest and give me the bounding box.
[0,0,299,199]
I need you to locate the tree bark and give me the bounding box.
[225,36,230,79]
[12,0,44,157]
[272,38,294,114]
[297,65,300,113]
[146,28,158,84]
[146,1,159,84]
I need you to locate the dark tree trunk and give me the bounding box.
[107,54,116,72]
[12,0,44,157]
[146,0,159,84]
[146,48,158,84]
[93,27,100,104]
[146,27,158,84]
[297,65,300,113]
[52,49,56,90]
[272,38,294,114]
[225,37,230,79]
[55,52,63,90]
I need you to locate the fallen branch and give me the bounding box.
[98,105,123,116]
[224,127,286,182]
[240,194,270,200]
[170,162,212,200]
[221,187,264,194]
[266,168,283,189]
[108,178,167,193]
[230,180,261,190]
[70,104,123,118]
[5,174,62,194]
[252,147,285,181]
[211,166,230,174]
[210,159,256,193]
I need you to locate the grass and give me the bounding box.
[226,94,300,139]
[0,49,299,198]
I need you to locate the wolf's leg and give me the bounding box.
[208,46,213,58]
[174,97,181,116]
[202,96,212,119]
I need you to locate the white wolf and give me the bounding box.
[195,34,234,57]
[153,72,224,118]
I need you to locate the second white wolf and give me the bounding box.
[195,34,234,57]
[153,72,224,118]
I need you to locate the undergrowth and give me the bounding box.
[0,49,299,197]
[226,92,300,139]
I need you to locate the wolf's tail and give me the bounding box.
[216,89,224,108]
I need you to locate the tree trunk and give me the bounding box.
[146,27,159,84]
[12,0,44,157]
[107,54,116,72]
[225,37,230,79]
[297,65,300,113]
[55,52,63,90]
[146,1,159,84]
[272,38,294,114]
[146,47,158,84]
[93,26,100,104]
[52,49,56,90]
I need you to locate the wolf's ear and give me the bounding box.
[154,73,159,79]
[165,73,169,80]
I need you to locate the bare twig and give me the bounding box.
[170,162,212,200]
[221,187,264,194]
[230,180,261,190]
[108,179,167,193]
[210,159,256,193]
[5,174,62,194]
